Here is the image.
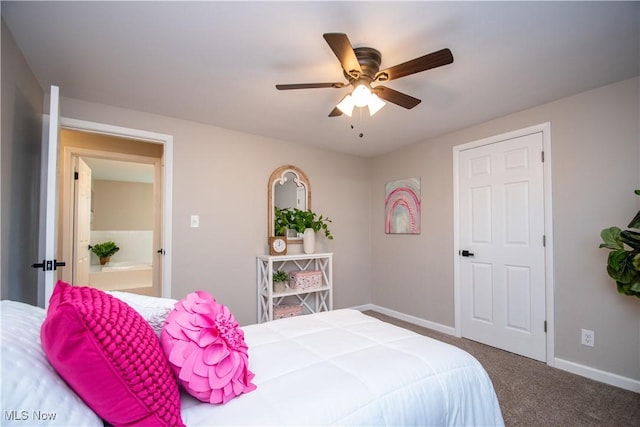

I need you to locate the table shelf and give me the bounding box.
[256,253,333,323]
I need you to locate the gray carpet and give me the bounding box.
[363,311,640,427]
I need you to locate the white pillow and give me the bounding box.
[0,300,103,426]
[107,291,177,336]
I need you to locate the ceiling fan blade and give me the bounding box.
[323,33,362,79]
[328,107,343,117]
[276,82,346,90]
[375,48,453,82]
[373,86,421,109]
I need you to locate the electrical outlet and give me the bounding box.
[190,215,200,228]
[581,329,594,347]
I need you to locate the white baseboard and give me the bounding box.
[352,304,640,394]
[352,304,456,336]
[554,358,640,393]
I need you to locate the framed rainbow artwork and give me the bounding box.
[384,178,421,234]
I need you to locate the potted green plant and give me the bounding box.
[273,207,333,254]
[91,241,120,265]
[289,208,333,254]
[274,207,333,239]
[288,208,333,240]
[273,270,289,293]
[599,190,640,298]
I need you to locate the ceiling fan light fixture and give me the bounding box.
[336,94,355,117]
[337,81,386,116]
[351,83,372,107]
[367,93,386,116]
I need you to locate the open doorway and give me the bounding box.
[59,129,164,296]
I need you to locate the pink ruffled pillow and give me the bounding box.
[41,281,184,427]
[160,291,257,404]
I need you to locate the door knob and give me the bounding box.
[459,250,474,257]
[31,259,66,271]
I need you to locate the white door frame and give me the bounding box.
[38,86,60,308]
[60,117,174,298]
[453,122,555,365]
[62,148,162,289]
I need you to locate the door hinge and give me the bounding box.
[74,171,79,180]
[544,320,547,333]
[541,151,545,162]
[543,235,546,247]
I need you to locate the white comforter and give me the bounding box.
[181,309,504,426]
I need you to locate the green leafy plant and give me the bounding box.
[274,206,291,236]
[273,270,289,283]
[599,190,640,298]
[91,241,120,258]
[274,207,333,239]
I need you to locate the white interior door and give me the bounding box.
[40,85,62,306]
[458,131,546,361]
[73,157,92,285]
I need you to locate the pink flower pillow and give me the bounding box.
[41,281,184,427]
[161,291,257,404]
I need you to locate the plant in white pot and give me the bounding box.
[288,208,333,254]
[273,270,289,293]
[273,207,333,254]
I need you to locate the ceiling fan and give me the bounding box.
[276,33,454,117]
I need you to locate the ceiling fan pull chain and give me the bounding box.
[350,122,365,139]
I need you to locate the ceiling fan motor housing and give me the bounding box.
[344,47,384,83]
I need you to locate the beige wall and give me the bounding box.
[371,77,640,381]
[92,180,153,230]
[58,97,372,326]
[0,20,44,304]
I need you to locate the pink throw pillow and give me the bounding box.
[161,291,257,404]
[41,281,184,427]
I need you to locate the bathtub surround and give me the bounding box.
[90,230,152,266]
[88,230,153,294]
[89,262,153,295]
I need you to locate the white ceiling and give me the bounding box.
[82,157,154,183]
[3,1,639,157]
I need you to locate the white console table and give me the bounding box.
[256,252,333,323]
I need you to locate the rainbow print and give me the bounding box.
[385,178,421,234]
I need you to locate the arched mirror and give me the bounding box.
[268,165,311,243]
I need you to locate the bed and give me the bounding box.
[1,294,503,426]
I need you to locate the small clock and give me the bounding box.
[269,236,288,255]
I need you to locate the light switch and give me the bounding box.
[190,215,200,228]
